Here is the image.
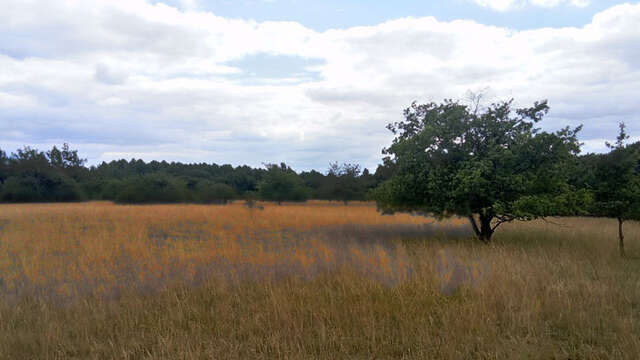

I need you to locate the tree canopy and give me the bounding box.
[585,123,640,256]
[0,145,86,202]
[258,163,310,205]
[325,162,367,204]
[373,98,589,243]
[0,146,381,205]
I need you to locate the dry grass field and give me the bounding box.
[1,201,639,359]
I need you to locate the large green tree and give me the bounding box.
[374,98,588,243]
[590,123,640,257]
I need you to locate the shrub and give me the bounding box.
[196,182,236,204]
[0,173,84,202]
[115,174,187,204]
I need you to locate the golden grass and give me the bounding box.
[1,201,639,359]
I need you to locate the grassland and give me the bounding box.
[1,201,639,359]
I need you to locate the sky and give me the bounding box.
[1,0,639,171]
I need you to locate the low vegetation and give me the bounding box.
[1,202,639,358]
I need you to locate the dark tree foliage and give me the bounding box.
[373,98,590,243]
[325,162,365,204]
[115,174,187,204]
[0,146,85,202]
[0,149,8,183]
[196,181,237,204]
[258,163,310,205]
[299,170,326,198]
[586,123,640,256]
[0,145,375,205]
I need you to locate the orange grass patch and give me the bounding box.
[0,201,467,301]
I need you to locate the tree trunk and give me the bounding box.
[479,215,494,243]
[469,214,494,244]
[618,217,626,258]
[468,215,480,238]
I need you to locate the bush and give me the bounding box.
[96,179,124,201]
[45,173,85,202]
[1,176,42,202]
[258,163,310,204]
[196,182,236,204]
[115,174,187,204]
[1,173,84,202]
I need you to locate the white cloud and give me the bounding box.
[471,0,590,11]
[0,1,638,170]
[94,63,129,85]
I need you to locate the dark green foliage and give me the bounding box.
[93,179,124,201]
[592,123,640,220]
[299,170,326,198]
[1,176,42,202]
[325,162,365,204]
[1,173,84,202]
[1,143,382,204]
[196,182,236,204]
[115,174,187,204]
[258,163,310,204]
[374,98,589,243]
[299,165,377,202]
[46,143,87,181]
[0,149,8,184]
[584,123,640,256]
[0,145,85,202]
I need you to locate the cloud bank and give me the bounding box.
[471,0,590,11]
[1,0,639,170]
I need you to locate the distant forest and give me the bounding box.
[0,144,393,204]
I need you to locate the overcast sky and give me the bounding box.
[1,0,639,171]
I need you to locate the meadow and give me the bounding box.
[1,201,639,359]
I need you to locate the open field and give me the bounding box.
[1,201,640,359]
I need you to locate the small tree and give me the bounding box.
[258,163,309,205]
[46,143,87,181]
[374,98,588,243]
[327,162,364,205]
[591,123,640,257]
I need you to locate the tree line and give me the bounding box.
[0,145,388,205]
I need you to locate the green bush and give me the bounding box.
[258,163,310,205]
[45,173,85,202]
[1,176,42,202]
[115,174,187,204]
[1,173,84,202]
[98,179,124,201]
[195,182,236,204]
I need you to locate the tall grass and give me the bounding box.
[0,202,639,359]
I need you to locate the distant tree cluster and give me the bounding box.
[0,146,388,205]
[0,144,86,202]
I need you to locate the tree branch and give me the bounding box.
[541,217,570,228]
